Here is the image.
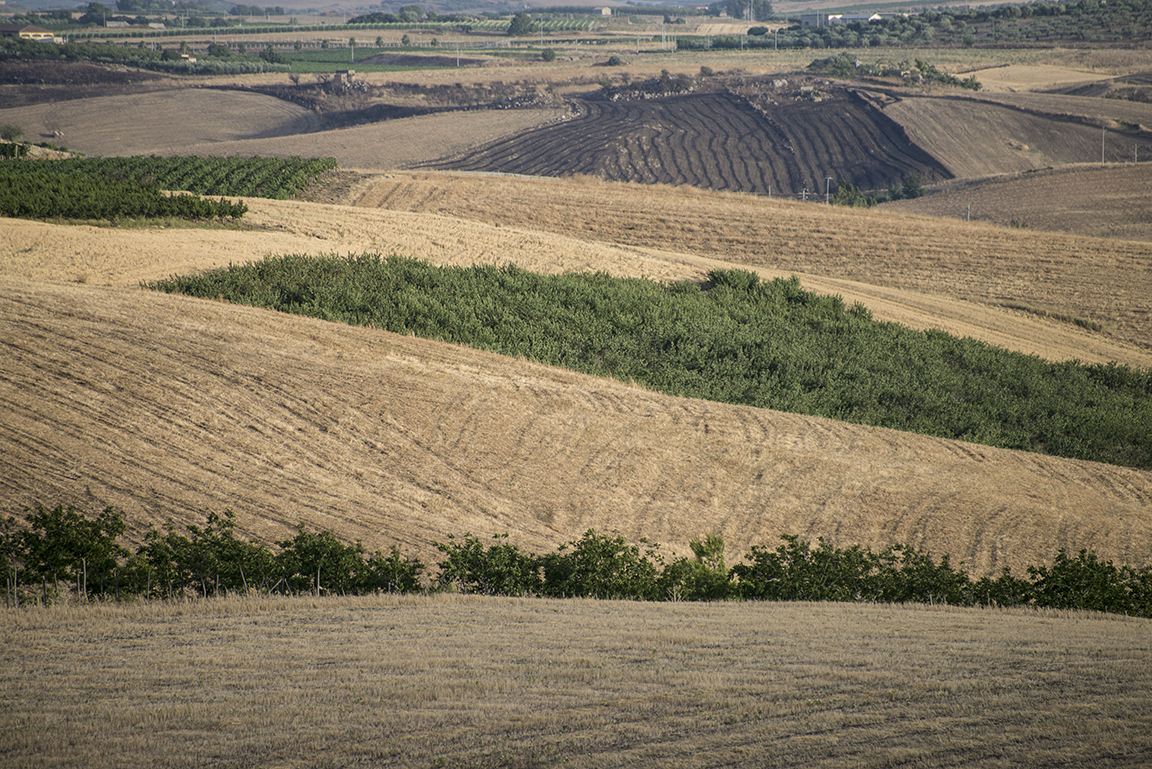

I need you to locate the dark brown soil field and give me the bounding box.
[423,89,951,196]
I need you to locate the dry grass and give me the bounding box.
[3,594,1150,768]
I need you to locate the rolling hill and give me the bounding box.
[3,192,1151,578]
[2,57,1151,582]
[5,274,1152,580]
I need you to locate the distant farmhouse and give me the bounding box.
[800,12,884,29]
[0,24,55,41]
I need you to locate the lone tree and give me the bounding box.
[507,12,536,36]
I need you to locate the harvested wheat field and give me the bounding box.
[4,272,1152,579]
[4,53,1152,769]
[4,594,1150,768]
[888,163,1152,241]
[6,194,1148,368]
[962,63,1107,92]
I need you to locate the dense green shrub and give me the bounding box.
[148,255,1152,470]
[134,510,277,598]
[539,530,664,600]
[10,504,128,600]
[435,533,543,596]
[275,525,372,595]
[0,142,30,159]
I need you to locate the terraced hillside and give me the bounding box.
[423,90,950,196]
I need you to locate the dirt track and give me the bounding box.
[4,276,1152,577]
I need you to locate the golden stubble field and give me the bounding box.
[4,52,1152,767]
[3,594,1151,769]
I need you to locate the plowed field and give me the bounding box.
[882,94,1152,178]
[423,90,950,196]
[0,89,323,156]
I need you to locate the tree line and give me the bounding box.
[3,505,1150,619]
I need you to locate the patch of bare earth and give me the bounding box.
[0,88,323,156]
[881,93,1152,178]
[422,90,949,196]
[171,106,569,169]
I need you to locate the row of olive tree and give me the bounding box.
[5,505,1149,617]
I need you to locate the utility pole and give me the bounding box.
[825,175,833,203]
[1101,125,1105,166]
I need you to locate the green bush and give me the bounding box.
[539,530,663,600]
[0,164,248,222]
[435,533,542,596]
